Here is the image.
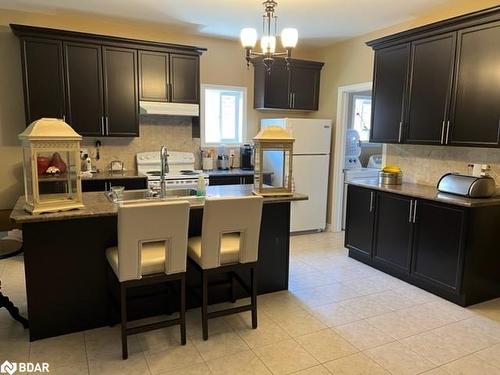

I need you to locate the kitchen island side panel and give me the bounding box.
[22,202,292,341]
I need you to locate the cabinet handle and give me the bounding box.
[445,120,450,144]
[408,200,413,222]
[440,120,446,144]
[289,92,292,108]
[293,92,296,108]
[398,122,403,143]
[413,200,418,223]
[62,114,66,123]
[369,192,374,212]
[101,116,105,135]
[105,116,109,135]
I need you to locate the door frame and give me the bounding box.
[330,81,386,232]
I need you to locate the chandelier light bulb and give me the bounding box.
[261,35,277,54]
[281,28,298,49]
[240,28,258,48]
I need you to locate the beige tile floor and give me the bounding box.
[1,231,500,374]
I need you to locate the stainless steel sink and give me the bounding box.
[105,188,199,204]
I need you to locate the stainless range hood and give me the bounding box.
[139,101,199,117]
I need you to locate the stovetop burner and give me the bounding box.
[180,170,199,176]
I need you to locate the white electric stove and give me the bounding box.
[136,151,209,190]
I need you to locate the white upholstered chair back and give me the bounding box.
[200,196,263,269]
[116,200,190,282]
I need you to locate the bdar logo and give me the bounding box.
[0,360,17,375]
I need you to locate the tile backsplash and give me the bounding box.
[82,115,200,172]
[81,115,242,172]
[386,144,500,186]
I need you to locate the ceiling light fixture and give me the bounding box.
[240,0,298,70]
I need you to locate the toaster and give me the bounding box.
[437,173,496,198]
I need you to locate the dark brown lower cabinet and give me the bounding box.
[411,200,466,292]
[344,185,375,259]
[82,177,147,192]
[345,185,500,306]
[208,174,255,186]
[373,192,413,274]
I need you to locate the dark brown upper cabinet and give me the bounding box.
[449,21,500,147]
[20,38,66,124]
[169,54,199,103]
[405,34,456,145]
[138,52,199,104]
[253,58,324,111]
[103,47,139,136]
[367,6,500,148]
[11,24,205,137]
[370,44,410,143]
[64,42,104,136]
[139,51,169,102]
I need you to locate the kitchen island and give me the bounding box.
[11,185,307,341]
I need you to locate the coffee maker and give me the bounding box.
[240,144,254,170]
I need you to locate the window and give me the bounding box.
[351,94,372,142]
[201,85,247,146]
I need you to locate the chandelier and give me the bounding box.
[240,0,298,70]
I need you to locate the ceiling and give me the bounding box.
[1,0,454,45]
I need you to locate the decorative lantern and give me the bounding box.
[253,126,294,196]
[19,118,84,214]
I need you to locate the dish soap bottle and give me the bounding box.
[196,175,206,197]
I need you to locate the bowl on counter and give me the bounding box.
[379,171,403,185]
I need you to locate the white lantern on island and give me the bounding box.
[253,126,294,196]
[19,118,84,215]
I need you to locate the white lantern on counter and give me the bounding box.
[19,118,84,215]
[253,126,294,196]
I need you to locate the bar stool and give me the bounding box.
[187,196,263,340]
[105,200,190,359]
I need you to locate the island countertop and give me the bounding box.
[11,185,308,224]
[349,178,500,207]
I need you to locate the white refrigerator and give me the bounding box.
[261,118,332,232]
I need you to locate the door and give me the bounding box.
[139,51,169,102]
[290,155,329,232]
[449,21,500,147]
[345,185,375,258]
[264,62,291,109]
[406,34,456,145]
[411,200,466,292]
[169,54,199,103]
[373,192,413,273]
[371,44,410,143]
[21,38,65,124]
[289,65,320,110]
[64,42,104,136]
[103,47,139,136]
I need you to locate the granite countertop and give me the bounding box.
[81,171,147,180]
[349,178,500,207]
[207,168,255,176]
[11,185,307,224]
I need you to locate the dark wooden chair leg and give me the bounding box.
[180,274,186,345]
[120,284,128,360]
[251,266,257,329]
[0,291,29,328]
[201,270,208,341]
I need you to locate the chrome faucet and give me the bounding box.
[160,146,169,198]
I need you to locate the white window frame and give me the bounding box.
[200,84,247,147]
[351,94,373,144]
